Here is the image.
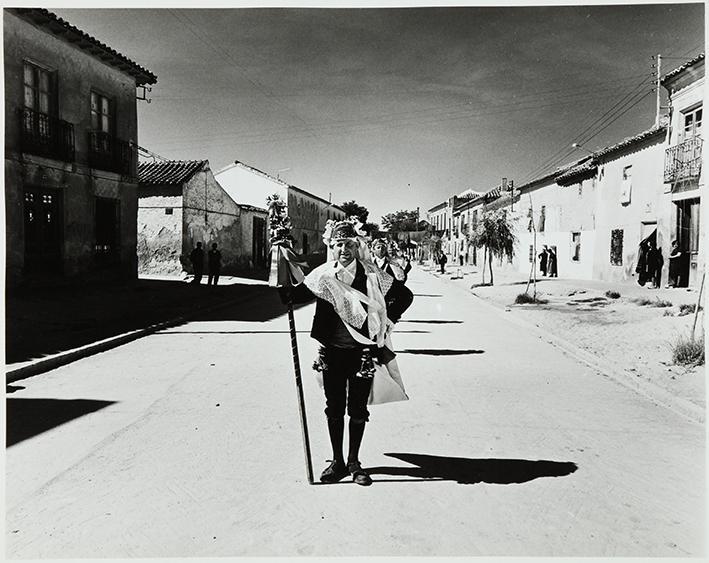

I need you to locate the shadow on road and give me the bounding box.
[367,453,578,485]
[413,294,443,297]
[6,398,116,447]
[6,385,26,394]
[401,320,463,324]
[397,349,484,356]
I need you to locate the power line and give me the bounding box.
[154,90,627,151]
[519,73,653,184]
[167,9,321,142]
[155,85,644,149]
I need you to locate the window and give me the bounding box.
[90,91,113,134]
[538,205,546,232]
[571,232,581,262]
[165,208,173,215]
[610,229,623,265]
[620,165,632,204]
[24,61,55,115]
[682,105,702,141]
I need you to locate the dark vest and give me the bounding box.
[310,261,369,347]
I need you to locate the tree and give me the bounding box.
[381,209,426,235]
[340,200,369,223]
[361,222,380,239]
[469,209,516,285]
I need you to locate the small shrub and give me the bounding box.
[633,297,673,308]
[672,335,705,366]
[678,303,702,316]
[515,293,548,305]
[605,290,621,299]
[663,309,674,317]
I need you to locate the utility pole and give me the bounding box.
[654,53,662,128]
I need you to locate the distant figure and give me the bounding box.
[538,246,549,276]
[459,253,464,266]
[208,243,222,286]
[667,240,683,288]
[439,252,447,274]
[547,246,558,277]
[190,242,204,284]
[636,240,649,286]
[647,240,663,289]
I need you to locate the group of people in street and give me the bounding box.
[189,242,222,286]
[636,237,686,289]
[636,238,663,289]
[538,245,558,277]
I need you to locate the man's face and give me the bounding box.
[373,244,386,258]
[332,239,357,267]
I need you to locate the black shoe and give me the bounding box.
[348,461,372,486]
[320,460,349,483]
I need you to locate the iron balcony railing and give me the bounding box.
[664,136,703,183]
[19,108,75,162]
[88,131,136,177]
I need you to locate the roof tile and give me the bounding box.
[138,160,207,186]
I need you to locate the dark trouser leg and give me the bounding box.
[327,418,345,463]
[322,349,348,462]
[347,419,366,464]
[347,371,373,463]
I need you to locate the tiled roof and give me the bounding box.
[138,160,207,186]
[661,53,705,85]
[9,8,157,85]
[593,126,667,159]
[556,158,597,186]
[239,204,267,214]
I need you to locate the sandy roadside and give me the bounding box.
[424,262,705,411]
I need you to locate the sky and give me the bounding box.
[53,2,704,225]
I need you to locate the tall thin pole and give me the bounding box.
[286,298,315,484]
[655,53,662,128]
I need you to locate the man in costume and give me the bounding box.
[284,220,413,486]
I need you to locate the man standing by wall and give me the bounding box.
[190,242,204,284]
[208,243,222,286]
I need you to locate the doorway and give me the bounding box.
[23,188,63,274]
[252,216,267,269]
[675,198,700,287]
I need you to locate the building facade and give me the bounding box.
[137,160,268,276]
[4,8,157,286]
[661,53,704,288]
[214,160,345,266]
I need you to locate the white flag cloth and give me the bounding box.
[304,260,408,405]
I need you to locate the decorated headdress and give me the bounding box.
[323,216,372,262]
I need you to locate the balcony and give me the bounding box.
[88,131,136,177]
[664,136,703,183]
[19,108,75,162]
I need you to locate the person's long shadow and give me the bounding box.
[367,453,577,484]
[397,349,484,356]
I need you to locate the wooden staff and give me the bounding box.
[285,292,314,485]
[266,193,314,484]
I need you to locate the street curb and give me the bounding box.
[6,291,264,384]
[423,268,705,425]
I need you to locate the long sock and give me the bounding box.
[347,420,366,464]
[327,418,344,463]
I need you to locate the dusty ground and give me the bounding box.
[433,262,705,411]
[5,267,705,557]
